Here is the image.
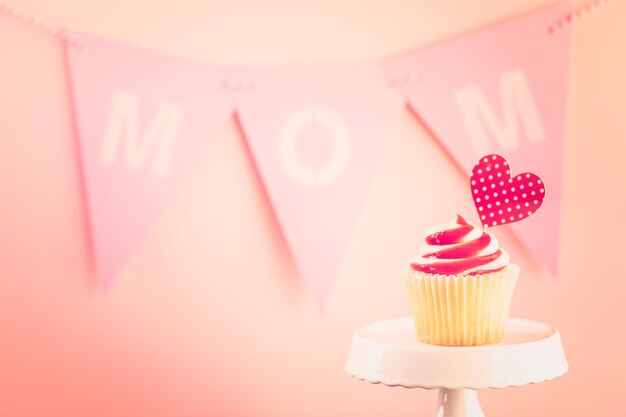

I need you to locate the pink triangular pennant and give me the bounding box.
[382,1,571,275]
[66,32,233,286]
[231,65,402,308]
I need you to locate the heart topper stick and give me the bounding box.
[470,154,546,229]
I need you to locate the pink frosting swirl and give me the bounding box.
[410,214,509,276]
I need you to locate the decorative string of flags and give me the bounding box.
[3,1,598,307]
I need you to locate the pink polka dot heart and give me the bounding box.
[471,154,545,229]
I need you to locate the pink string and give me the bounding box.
[548,0,610,33]
[0,1,613,47]
[0,1,83,47]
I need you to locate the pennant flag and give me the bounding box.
[65,32,234,285]
[231,65,402,308]
[382,1,571,275]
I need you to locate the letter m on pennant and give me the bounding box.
[100,90,184,177]
[455,69,546,158]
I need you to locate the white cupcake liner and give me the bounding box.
[406,264,519,346]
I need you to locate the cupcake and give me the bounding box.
[406,214,519,346]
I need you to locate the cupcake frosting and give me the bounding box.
[410,214,509,276]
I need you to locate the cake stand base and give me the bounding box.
[435,389,483,417]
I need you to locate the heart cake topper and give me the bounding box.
[470,154,545,229]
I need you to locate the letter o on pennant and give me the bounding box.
[278,107,352,186]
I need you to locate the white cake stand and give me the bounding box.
[345,317,568,417]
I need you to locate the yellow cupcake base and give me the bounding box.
[406,265,519,346]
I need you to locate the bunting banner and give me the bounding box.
[64,1,572,304]
[231,66,402,307]
[381,0,570,274]
[66,32,234,286]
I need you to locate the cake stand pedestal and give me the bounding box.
[345,317,568,417]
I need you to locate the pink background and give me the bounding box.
[1,0,624,416]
